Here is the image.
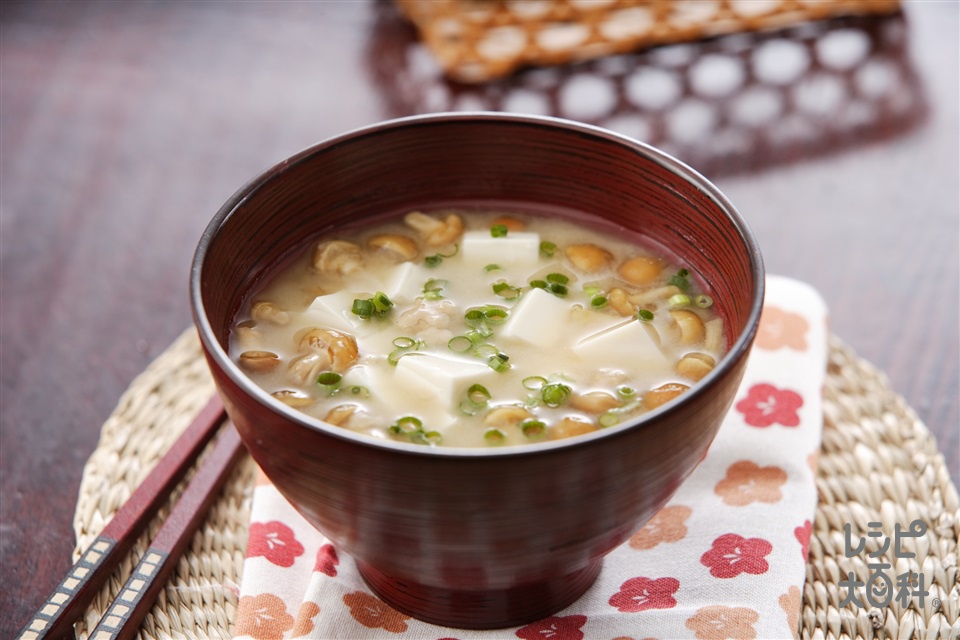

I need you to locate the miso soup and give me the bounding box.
[229,210,726,448]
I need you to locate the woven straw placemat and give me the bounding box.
[71,328,959,639]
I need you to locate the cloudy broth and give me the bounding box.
[229,209,725,448]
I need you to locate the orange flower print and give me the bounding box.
[292,601,321,638]
[685,605,760,639]
[254,466,272,487]
[714,460,787,506]
[807,452,819,474]
[234,593,295,640]
[629,505,692,550]
[756,306,808,351]
[343,591,410,633]
[779,585,802,638]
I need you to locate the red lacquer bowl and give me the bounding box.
[190,113,764,629]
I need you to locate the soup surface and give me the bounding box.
[229,210,725,447]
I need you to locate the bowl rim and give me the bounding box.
[190,111,765,459]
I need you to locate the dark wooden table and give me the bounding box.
[2,1,956,635]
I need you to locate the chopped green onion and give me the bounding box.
[599,412,621,428]
[492,281,521,299]
[466,328,490,343]
[448,335,473,353]
[459,399,483,415]
[483,306,508,323]
[460,383,492,414]
[467,384,491,404]
[421,430,443,445]
[539,241,557,257]
[522,375,547,390]
[465,308,485,322]
[484,428,506,444]
[583,285,601,297]
[541,382,572,407]
[388,337,423,365]
[617,385,636,400]
[473,326,494,340]
[344,385,369,398]
[530,278,567,297]
[490,224,509,238]
[373,292,393,312]
[638,308,655,322]
[423,279,447,300]
[487,352,511,373]
[473,343,500,359]
[352,292,393,319]
[389,415,422,435]
[351,298,375,318]
[520,419,546,439]
[547,283,568,297]
[484,264,502,272]
[424,244,459,268]
[668,268,692,291]
[590,295,608,309]
[695,294,714,308]
[668,294,692,308]
[317,372,342,387]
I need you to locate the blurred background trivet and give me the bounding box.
[394,0,903,83]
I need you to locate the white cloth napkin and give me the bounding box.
[233,275,827,640]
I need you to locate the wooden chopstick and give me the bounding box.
[87,425,245,640]
[17,396,229,640]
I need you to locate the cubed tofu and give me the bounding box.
[348,363,456,429]
[355,261,426,305]
[500,286,573,348]
[394,353,497,414]
[305,290,372,335]
[461,230,540,265]
[573,318,673,374]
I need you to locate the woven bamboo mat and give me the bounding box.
[394,0,902,83]
[71,328,959,639]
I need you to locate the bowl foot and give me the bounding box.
[355,557,603,630]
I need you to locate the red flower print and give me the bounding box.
[609,576,680,613]
[736,383,803,427]
[314,543,339,576]
[700,533,772,578]
[795,520,812,560]
[247,521,305,568]
[515,614,587,640]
